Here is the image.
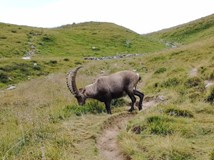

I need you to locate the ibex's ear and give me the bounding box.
[79,88,86,94]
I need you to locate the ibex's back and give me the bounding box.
[94,71,140,99]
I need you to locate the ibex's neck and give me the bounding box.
[84,83,97,99]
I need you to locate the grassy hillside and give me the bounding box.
[118,36,214,160]
[0,14,214,160]
[0,21,166,88]
[0,39,213,159]
[0,22,165,58]
[147,14,214,44]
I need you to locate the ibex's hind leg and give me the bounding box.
[134,90,144,110]
[127,91,136,112]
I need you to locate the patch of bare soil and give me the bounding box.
[189,68,214,89]
[97,96,161,160]
[189,68,198,77]
[205,80,214,88]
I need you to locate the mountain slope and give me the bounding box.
[0,22,165,58]
[147,14,214,44]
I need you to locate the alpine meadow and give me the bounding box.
[0,14,214,160]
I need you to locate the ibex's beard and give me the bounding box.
[76,95,86,105]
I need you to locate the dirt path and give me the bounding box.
[97,112,134,160]
[97,98,160,160]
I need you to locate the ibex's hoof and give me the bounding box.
[128,108,134,112]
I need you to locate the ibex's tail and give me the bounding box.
[134,73,141,90]
[138,76,141,82]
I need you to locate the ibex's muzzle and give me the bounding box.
[76,95,86,105]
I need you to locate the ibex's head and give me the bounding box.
[66,66,86,105]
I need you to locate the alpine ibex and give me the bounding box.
[66,66,144,114]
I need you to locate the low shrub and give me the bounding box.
[111,98,127,107]
[65,101,105,116]
[42,35,54,42]
[49,101,105,123]
[205,86,214,104]
[209,71,214,80]
[11,30,17,33]
[0,36,7,39]
[0,71,9,83]
[144,116,174,135]
[63,58,69,61]
[33,65,41,71]
[148,116,174,135]
[210,149,214,160]
[162,149,194,160]
[48,60,58,65]
[154,67,167,74]
[185,77,203,88]
[165,108,194,118]
[161,77,181,88]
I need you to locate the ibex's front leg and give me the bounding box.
[127,91,136,112]
[104,100,112,114]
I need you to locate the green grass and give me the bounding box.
[0,21,166,88]
[0,22,165,58]
[0,14,214,160]
[147,14,214,44]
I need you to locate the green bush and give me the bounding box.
[48,60,58,65]
[0,36,7,39]
[64,101,105,116]
[33,65,41,71]
[42,35,55,42]
[0,71,9,83]
[49,101,105,123]
[209,71,214,80]
[185,77,203,88]
[111,98,127,107]
[162,150,194,160]
[63,58,69,61]
[146,116,174,135]
[154,67,167,74]
[161,77,181,88]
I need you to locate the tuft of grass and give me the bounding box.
[130,115,175,136]
[165,108,194,118]
[185,77,203,88]
[111,98,127,107]
[0,71,9,83]
[210,149,214,160]
[64,101,105,116]
[146,115,175,135]
[205,86,214,104]
[161,77,181,88]
[154,67,167,74]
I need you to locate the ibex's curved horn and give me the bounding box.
[66,66,83,97]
